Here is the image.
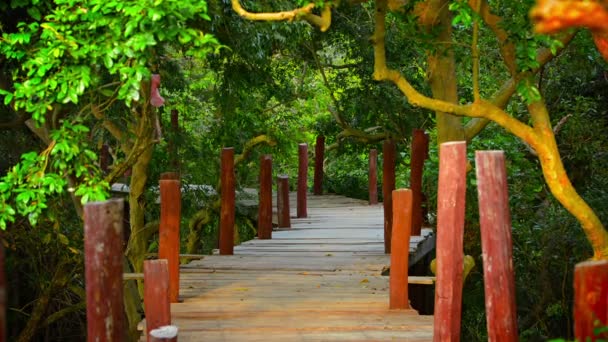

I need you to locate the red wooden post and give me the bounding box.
[297,143,308,218]
[410,129,429,236]
[574,260,608,341]
[219,147,235,255]
[160,172,179,180]
[149,326,178,342]
[277,175,291,228]
[100,144,110,173]
[159,178,181,303]
[369,149,378,205]
[144,259,171,342]
[170,109,179,171]
[258,155,273,239]
[313,136,325,195]
[382,139,396,254]
[476,151,518,341]
[0,241,5,342]
[389,189,412,309]
[433,141,467,341]
[84,199,126,342]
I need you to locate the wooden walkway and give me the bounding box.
[168,193,435,341]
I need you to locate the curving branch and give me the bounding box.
[234,134,276,167]
[231,0,333,32]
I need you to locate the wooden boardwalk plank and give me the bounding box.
[147,193,434,341]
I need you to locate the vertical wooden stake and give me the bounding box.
[382,139,397,254]
[84,199,126,342]
[369,149,378,205]
[170,109,179,171]
[219,147,235,255]
[389,189,412,309]
[144,260,171,342]
[297,143,308,218]
[476,151,518,342]
[159,178,181,303]
[258,155,273,239]
[410,129,429,236]
[574,260,608,341]
[313,136,325,195]
[277,175,291,228]
[100,144,110,174]
[434,141,467,342]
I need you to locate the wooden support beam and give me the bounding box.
[389,189,412,309]
[159,178,181,303]
[382,139,396,254]
[574,260,608,341]
[258,155,273,239]
[144,260,171,342]
[369,149,378,205]
[297,143,308,218]
[149,325,178,342]
[410,129,429,236]
[434,141,467,341]
[476,151,518,342]
[313,136,325,195]
[277,175,291,228]
[219,147,235,255]
[84,199,126,341]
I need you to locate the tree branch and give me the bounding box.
[231,1,333,31]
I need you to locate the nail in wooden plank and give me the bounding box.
[369,149,378,205]
[476,150,518,342]
[313,136,325,195]
[258,155,273,239]
[390,189,412,309]
[84,199,126,342]
[144,260,170,342]
[434,141,467,342]
[382,139,397,254]
[277,175,291,228]
[297,143,308,218]
[574,260,608,341]
[219,147,235,255]
[410,129,429,236]
[159,178,181,303]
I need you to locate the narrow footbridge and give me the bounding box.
[171,193,435,341]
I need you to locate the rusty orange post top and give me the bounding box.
[574,260,608,341]
[382,139,396,254]
[219,147,235,255]
[369,149,378,205]
[434,141,467,342]
[84,198,126,342]
[476,150,518,342]
[389,189,412,310]
[297,143,308,218]
[144,259,171,342]
[313,135,325,195]
[277,175,291,228]
[258,155,273,239]
[159,178,181,303]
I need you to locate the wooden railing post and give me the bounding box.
[574,260,608,341]
[313,135,325,195]
[476,151,518,341]
[434,141,467,341]
[219,147,235,255]
[159,176,181,303]
[144,259,171,342]
[410,129,429,236]
[84,199,126,341]
[258,155,273,239]
[277,175,291,228]
[369,149,378,205]
[297,143,308,218]
[389,189,412,309]
[382,139,396,254]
